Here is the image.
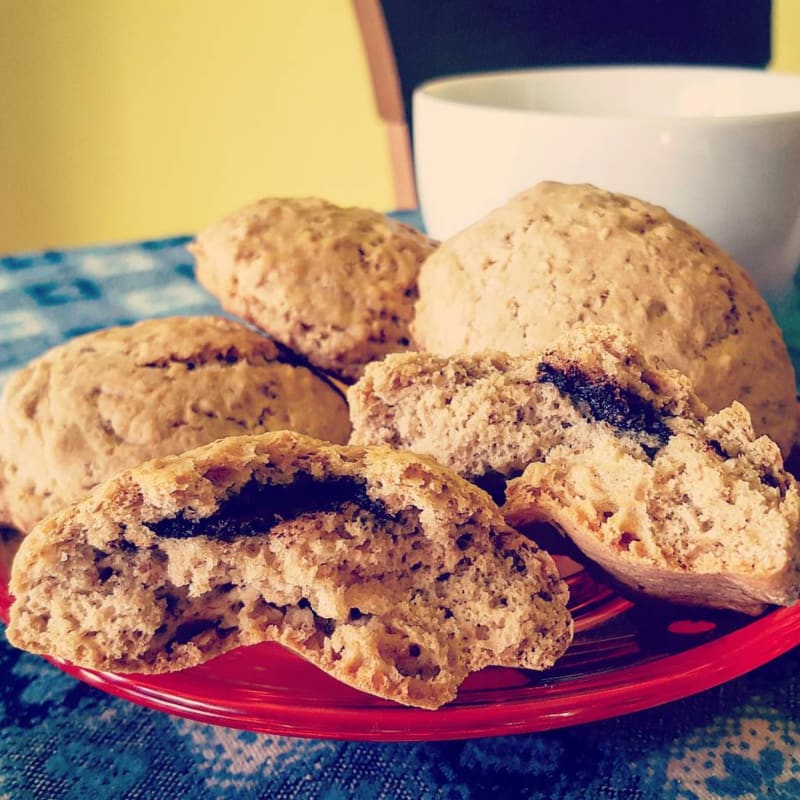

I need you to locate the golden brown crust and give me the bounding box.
[7,431,573,709]
[190,197,438,381]
[0,316,351,532]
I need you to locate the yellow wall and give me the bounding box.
[774,0,800,72]
[0,0,392,253]
[1,1,799,254]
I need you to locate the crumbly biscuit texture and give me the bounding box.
[0,316,350,532]
[190,197,438,381]
[7,431,572,709]
[349,337,699,481]
[411,181,797,455]
[351,325,800,615]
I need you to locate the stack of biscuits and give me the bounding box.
[3,182,799,709]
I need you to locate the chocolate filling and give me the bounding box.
[145,471,394,541]
[536,362,672,453]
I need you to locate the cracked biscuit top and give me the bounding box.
[411,181,797,455]
[6,430,572,709]
[0,316,351,532]
[189,197,439,382]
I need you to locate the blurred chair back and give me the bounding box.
[353,0,772,209]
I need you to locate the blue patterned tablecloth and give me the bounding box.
[1,232,800,800]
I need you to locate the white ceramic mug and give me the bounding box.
[413,66,800,301]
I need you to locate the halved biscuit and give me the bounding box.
[7,431,572,709]
[350,325,800,614]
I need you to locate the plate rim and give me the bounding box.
[4,550,798,741]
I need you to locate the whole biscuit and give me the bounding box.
[0,316,351,532]
[190,197,438,381]
[411,182,797,455]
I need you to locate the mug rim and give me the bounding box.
[414,65,800,124]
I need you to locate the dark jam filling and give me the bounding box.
[145,471,394,541]
[536,362,672,452]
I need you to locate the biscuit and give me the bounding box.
[0,316,351,532]
[350,326,800,615]
[189,197,438,381]
[7,431,573,709]
[411,181,797,455]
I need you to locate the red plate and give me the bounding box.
[3,549,799,741]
